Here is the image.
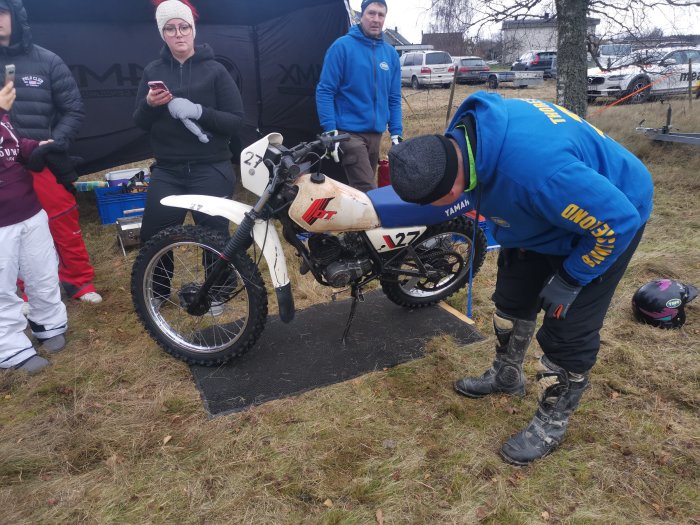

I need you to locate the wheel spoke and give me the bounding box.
[380,219,488,306]
[143,240,251,353]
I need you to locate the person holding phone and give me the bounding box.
[0,79,68,374]
[134,0,243,309]
[0,0,102,305]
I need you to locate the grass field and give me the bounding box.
[1,82,699,524]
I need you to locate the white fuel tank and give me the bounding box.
[289,174,381,232]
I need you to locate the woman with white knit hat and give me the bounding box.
[134,0,243,305]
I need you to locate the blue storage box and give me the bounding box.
[94,187,147,225]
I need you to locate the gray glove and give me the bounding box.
[180,117,209,143]
[168,97,202,120]
[539,272,583,320]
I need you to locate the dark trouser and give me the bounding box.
[338,131,382,193]
[140,160,235,244]
[141,160,236,299]
[492,226,645,373]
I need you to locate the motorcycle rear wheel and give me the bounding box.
[380,217,487,308]
[131,225,268,366]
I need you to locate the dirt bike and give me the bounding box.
[131,133,487,366]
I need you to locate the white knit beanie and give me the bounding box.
[156,0,196,40]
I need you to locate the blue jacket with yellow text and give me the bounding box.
[316,25,402,136]
[447,92,653,285]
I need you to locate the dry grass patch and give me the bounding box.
[1,83,699,524]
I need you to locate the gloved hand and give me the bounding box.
[180,117,210,143]
[27,141,67,172]
[27,142,82,193]
[539,272,583,320]
[168,97,202,120]
[46,152,83,193]
[391,135,403,146]
[322,130,340,163]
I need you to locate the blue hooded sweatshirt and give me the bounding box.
[446,92,653,285]
[316,25,402,136]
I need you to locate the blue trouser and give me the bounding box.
[492,226,645,373]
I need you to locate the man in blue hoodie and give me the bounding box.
[388,92,653,465]
[315,0,402,192]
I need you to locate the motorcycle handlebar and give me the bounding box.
[275,133,352,178]
[292,133,351,162]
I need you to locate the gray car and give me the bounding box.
[453,56,490,84]
[511,50,557,78]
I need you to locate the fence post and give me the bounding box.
[446,65,458,126]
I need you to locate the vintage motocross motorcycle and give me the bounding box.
[131,133,487,365]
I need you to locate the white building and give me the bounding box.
[501,14,600,63]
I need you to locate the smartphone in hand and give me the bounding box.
[147,80,169,93]
[5,64,15,86]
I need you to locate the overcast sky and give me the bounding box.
[347,0,699,45]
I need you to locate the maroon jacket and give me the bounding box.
[0,110,40,227]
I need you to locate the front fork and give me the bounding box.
[186,201,296,323]
[185,213,256,316]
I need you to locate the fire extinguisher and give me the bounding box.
[377,159,390,187]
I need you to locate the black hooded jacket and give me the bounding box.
[133,43,243,164]
[0,0,84,145]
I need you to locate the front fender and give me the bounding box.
[160,195,289,290]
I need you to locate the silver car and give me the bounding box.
[400,50,454,89]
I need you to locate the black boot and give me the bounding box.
[500,356,590,466]
[454,311,536,398]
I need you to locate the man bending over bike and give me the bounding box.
[388,92,653,465]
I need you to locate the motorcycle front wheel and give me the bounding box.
[131,225,268,366]
[380,217,487,308]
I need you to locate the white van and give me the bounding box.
[400,50,454,89]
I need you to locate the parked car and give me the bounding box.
[452,56,490,84]
[587,47,700,104]
[511,50,557,78]
[400,50,454,89]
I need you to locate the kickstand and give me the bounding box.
[341,286,364,344]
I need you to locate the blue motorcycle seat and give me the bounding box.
[367,185,473,228]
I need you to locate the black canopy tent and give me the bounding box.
[22,0,351,174]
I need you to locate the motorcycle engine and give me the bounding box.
[307,233,372,287]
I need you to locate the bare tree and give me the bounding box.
[428,0,474,34]
[426,0,699,117]
[555,0,589,114]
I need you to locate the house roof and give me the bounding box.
[385,27,412,46]
[420,32,465,57]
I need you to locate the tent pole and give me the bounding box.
[251,25,264,137]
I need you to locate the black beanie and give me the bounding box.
[361,0,387,14]
[389,135,459,205]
